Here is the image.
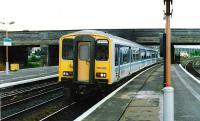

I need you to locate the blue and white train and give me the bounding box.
[59,30,158,94]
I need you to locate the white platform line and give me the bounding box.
[179,64,200,84]
[0,74,58,89]
[74,65,157,121]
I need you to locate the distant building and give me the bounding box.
[31,47,41,54]
[174,45,200,57]
[180,51,189,58]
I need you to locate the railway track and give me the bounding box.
[0,80,64,121]
[185,61,200,78]
[0,78,58,97]
[1,81,61,106]
[39,93,103,121]
[39,102,77,121]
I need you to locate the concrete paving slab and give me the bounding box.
[120,107,160,121]
[129,98,159,107]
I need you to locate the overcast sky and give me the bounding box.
[0,0,200,31]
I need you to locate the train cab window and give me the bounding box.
[62,39,73,60]
[79,44,90,60]
[96,40,108,61]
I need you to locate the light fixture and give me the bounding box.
[163,0,173,16]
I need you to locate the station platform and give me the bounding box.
[0,66,58,88]
[75,64,164,121]
[172,64,200,121]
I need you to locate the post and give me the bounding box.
[0,20,14,74]
[163,86,174,121]
[5,29,9,74]
[163,0,174,121]
[165,15,171,86]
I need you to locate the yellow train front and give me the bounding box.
[59,30,112,99]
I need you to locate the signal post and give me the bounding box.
[163,0,174,121]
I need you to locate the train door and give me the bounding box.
[78,42,90,82]
[74,35,95,84]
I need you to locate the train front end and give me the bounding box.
[59,32,112,95]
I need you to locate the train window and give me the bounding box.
[62,39,73,60]
[115,46,119,66]
[135,50,139,61]
[152,51,155,58]
[146,51,151,59]
[155,51,158,58]
[136,51,140,61]
[120,48,122,64]
[120,47,129,64]
[96,40,108,61]
[140,50,145,60]
[79,44,90,60]
[132,50,136,62]
[132,48,141,62]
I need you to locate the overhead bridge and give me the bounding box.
[1,29,200,46]
[0,29,200,68]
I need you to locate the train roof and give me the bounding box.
[70,30,156,51]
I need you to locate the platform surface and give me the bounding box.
[0,66,58,85]
[81,64,200,121]
[82,64,164,121]
[172,64,200,121]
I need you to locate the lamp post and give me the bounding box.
[164,0,173,87]
[0,20,15,74]
[163,0,174,121]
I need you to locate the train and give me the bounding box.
[58,30,158,100]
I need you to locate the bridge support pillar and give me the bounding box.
[171,45,175,64]
[9,46,28,69]
[47,45,59,66]
[0,47,5,70]
[0,46,28,70]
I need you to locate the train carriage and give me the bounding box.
[59,30,158,100]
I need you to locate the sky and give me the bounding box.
[0,0,200,31]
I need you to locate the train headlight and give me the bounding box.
[96,72,107,78]
[63,71,73,76]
